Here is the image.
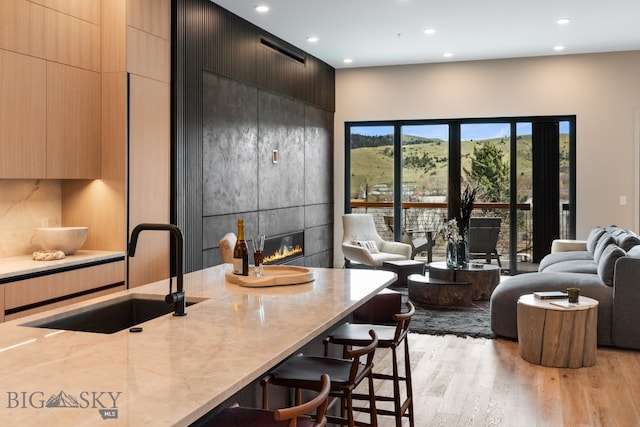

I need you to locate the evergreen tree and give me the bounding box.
[468,142,509,202]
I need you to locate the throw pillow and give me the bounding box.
[597,244,626,286]
[616,233,640,251]
[627,245,640,258]
[593,233,615,263]
[606,225,626,237]
[354,240,380,254]
[586,226,606,255]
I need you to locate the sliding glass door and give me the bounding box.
[460,123,511,267]
[346,125,395,240]
[399,124,449,242]
[345,116,575,273]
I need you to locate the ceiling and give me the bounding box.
[212,0,640,69]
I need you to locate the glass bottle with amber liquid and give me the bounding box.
[233,218,249,276]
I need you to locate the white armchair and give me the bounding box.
[342,214,412,267]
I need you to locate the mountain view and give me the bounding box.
[349,132,570,205]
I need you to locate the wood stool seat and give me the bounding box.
[210,374,330,427]
[328,301,415,427]
[330,323,399,345]
[267,356,369,389]
[264,331,379,427]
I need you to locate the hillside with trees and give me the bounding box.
[350,133,570,204]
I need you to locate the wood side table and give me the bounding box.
[428,261,500,300]
[382,259,425,287]
[517,294,598,368]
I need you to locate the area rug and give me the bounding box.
[394,288,495,339]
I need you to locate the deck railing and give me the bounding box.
[349,201,572,264]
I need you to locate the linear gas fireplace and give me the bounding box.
[262,231,304,265]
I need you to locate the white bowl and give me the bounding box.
[33,227,89,255]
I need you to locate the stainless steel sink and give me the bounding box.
[21,294,205,334]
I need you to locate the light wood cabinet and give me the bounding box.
[0,52,100,179]
[0,0,101,180]
[46,62,101,178]
[0,50,47,178]
[3,259,125,321]
[0,286,4,323]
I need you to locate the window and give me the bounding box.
[346,116,576,273]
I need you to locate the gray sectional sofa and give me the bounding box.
[490,226,640,349]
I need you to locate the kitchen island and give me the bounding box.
[0,264,395,426]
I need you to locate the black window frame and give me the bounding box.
[345,115,577,271]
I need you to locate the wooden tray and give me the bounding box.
[225,265,316,287]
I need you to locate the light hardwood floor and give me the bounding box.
[356,333,640,427]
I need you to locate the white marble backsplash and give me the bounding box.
[0,180,62,257]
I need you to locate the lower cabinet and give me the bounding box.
[2,260,125,322]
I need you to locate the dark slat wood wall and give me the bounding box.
[173,0,335,272]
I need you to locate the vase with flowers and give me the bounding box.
[442,183,478,268]
[442,218,461,268]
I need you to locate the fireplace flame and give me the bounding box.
[263,245,303,264]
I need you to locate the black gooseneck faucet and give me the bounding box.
[128,223,187,316]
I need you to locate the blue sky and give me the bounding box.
[352,121,570,141]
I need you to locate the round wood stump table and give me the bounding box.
[428,261,500,300]
[517,294,598,368]
[407,274,472,307]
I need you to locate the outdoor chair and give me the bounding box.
[384,215,435,262]
[469,217,502,267]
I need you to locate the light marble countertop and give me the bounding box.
[0,264,395,426]
[0,250,125,281]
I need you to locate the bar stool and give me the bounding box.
[328,301,415,427]
[209,373,330,427]
[263,330,378,427]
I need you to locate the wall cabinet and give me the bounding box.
[2,260,125,322]
[0,51,101,179]
[0,0,101,179]
[0,50,47,178]
[46,62,101,178]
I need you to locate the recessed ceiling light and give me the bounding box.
[554,45,565,51]
[443,52,453,58]
[255,5,269,13]
[306,36,319,43]
[556,18,571,25]
[424,28,436,35]
[343,58,353,64]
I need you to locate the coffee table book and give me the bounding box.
[533,291,568,300]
